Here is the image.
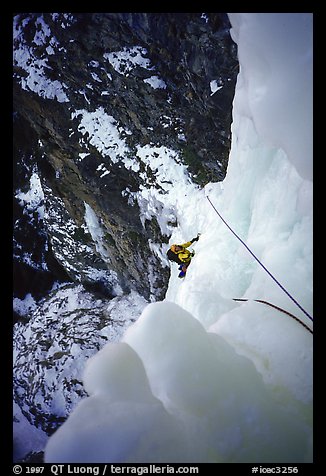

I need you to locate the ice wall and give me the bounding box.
[45,302,312,463]
[228,12,313,182]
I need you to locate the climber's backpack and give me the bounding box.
[167,248,183,265]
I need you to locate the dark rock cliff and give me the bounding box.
[13,14,238,454]
[13,12,238,304]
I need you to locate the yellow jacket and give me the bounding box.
[170,241,193,264]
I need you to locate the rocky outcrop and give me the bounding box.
[13,284,148,434]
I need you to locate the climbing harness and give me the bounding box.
[206,195,313,322]
[233,298,313,335]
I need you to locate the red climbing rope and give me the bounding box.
[233,298,313,334]
[206,195,313,322]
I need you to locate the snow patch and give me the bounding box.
[15,170,45,220]
[13,14,69,102]
[104,46,154,76]
[143,75,167,89]
[210,79,223,95]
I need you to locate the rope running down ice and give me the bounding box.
[206,195,313,322]
[233,298,313,334]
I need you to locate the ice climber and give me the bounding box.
[166,234,200,278]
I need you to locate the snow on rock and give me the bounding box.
[104,46,154,77]
[14,402,48,462]
[15,169,45,220]
[130,144,196,235]
[41,182,122,292]
[143,75,167,89]
[13,293,37,317]
[71,107,135,168]
[84,202,111,262]
[210,79,223,96]
[13,14,70,102]
[13,284,148,446]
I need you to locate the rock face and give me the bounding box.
[13,12,238,303]
[13,12,238,457]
